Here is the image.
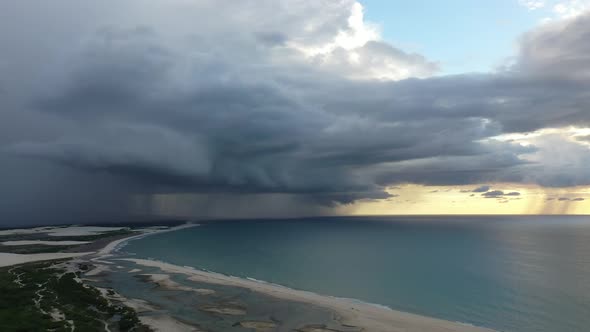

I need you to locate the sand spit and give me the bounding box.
[0,252,93,267]
[122,258,496,332]
[1,240,91,246]
[194,288,216,295]
[46,226,126,237]
[295,324,353,332]
[0,223,182,270]
[198,304,247,316]
[0,226,125,237]
[96,223,198,257]
[0,223,196,269]
[139,273,192,291]
[139,273,216,296]
[138,315,204,332]
[236,320,278,332]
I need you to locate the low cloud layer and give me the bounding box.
[1,1,590,224]
[482,191,522,199]
[472,186,492,193]
[551,197,586,201]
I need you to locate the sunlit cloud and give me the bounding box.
[519,0,547,10]
[339,184,590,215]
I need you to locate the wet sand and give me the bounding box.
[120,258,496,332]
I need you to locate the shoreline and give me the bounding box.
[3,223,497,331]
[95,223,199,257]
[0,223,198,268]
[112,257,496,332]
[101,222,496,332]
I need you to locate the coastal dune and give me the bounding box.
[121,258,495,332]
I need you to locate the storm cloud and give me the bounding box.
[1,1,590,224]
[482,191,521,199]
[472,186,492,193]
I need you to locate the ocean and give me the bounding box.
[121,216,590,332]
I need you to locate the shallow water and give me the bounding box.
[90,260,345,332]
[123,216,590,332]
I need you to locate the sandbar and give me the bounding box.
[122,258,496,332]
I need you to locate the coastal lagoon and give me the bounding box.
[120,216,590,332]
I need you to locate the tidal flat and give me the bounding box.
[85,258,360,332]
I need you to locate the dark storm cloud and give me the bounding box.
[6,23,483,199]
[2,1,590,223]
[323,72,590,134]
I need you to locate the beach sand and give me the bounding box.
[1,240,90,246]
[95,223,198,256]
[0,252,92,267]
[138,315,204,332]
[121,258,496,332]
[138,273,215,295]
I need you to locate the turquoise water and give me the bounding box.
[123,216,590,332]
[89,260,343,332]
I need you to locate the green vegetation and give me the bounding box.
[0,260,151,332]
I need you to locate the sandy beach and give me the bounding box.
[119,258,496,332]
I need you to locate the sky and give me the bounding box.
[363,0,590,74]
[363,0,541,74]
[2,0,590,226]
